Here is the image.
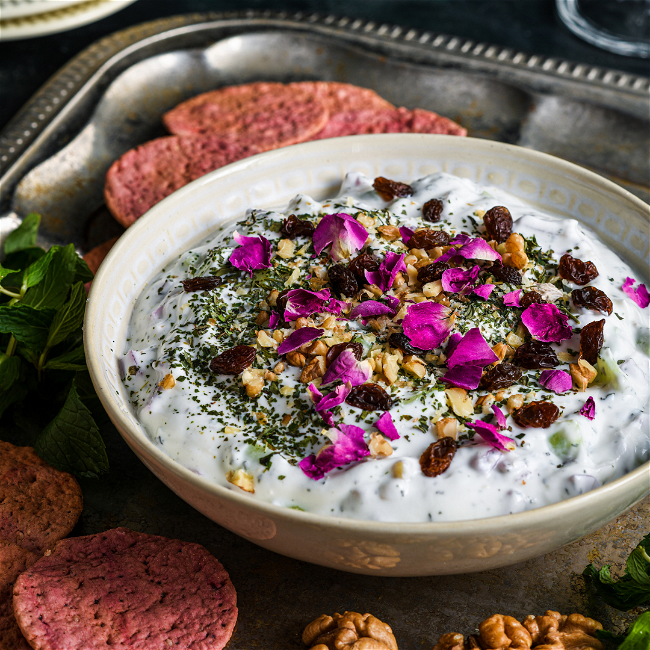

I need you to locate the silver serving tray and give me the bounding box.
[0,11,648,251]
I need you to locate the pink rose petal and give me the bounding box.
[299,423,370,480]
[441,364,484,390]
[472,284,495,300]
[375,411,400,441]
[321,347,372,387]
[283,288,344,320]
[364,252,407,293]
[229,231,272,276]
[449,233,472,245]
[457,238,502,262]
[622,277,650,308]
[386,295,400,311]
[446,327,499,369]
[539,368,573,394]
[277,327,324,355]
[312,213,368,261]
[446,332,463,356]
[441,265,480,293]
[503,290,522,307]
[402,301,453,350]
[308,382,351,426]
[268,312,280,329]
[579,396,596,420]
[468,421,516,451]
[521,303,573,342]
[349,300,395,320]
[492,405,507,430]
[400,226,414,245]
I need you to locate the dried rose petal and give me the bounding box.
[228,231,272,276]
[375,411,400,441]
[298,423,370,480]
[503,290,522,307]
[441,364,484,390]
[268,312,280,329]
[446,327,499,369]
[349,300,395,320]
[277,327,324,355]
[308,382,351,426]
[364,251,407,292]
[402,302,453,350]
[400,226,414,245]
[283,288,345,321]
[312,213,368,261]
[321,347,372,387]
[521,303,573,342]
[492,404,507,430]
[622,277,650,308]
[441,265,480,293]
[446,332,463,356]
[580,396,596,420]
[472,283,495,300]
[457,238,502,262]
[467,420,515,451]
[539,368,572,394]
[449,233,472,245]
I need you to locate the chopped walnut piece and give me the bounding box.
[435,417,458,440]
[303,611,398,650]
[286,351,307,368]
[277,238,295,259]
[382,353,400,385]
[281,414,292,426]
[300,356,326,384]
[295,317,311,329]
[377,225,402,241]
[255,311,269,326]
[492,342,514,363]
[523,611,603,650]
[507,394,524,412]
[256,330,276,348]
[432,633,467,650]
[273,330,284,343]
[475,394,495,414]
[267,289,279,307]
[445,387,474,418]
[242,368,265,398]
[368,433,394,458]
[479,614,532,650]
[506,332,524,349]
[303,340,328,356]
[226,469,255,493]
[570,359,597,392]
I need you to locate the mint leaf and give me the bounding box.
[44,346,85,371]
[4,213,40,255]
[34,383,108,478]
[0,264,19,283]
[73,255,93,284]
[0,304,55,350]
[22,244,77,310]
[618,613,650,650]
[0,353,21,392]
[45,281,85,350]
[0,381,28,419]
[22,248,55,290]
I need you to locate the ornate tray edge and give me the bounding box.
[1,9,648,198]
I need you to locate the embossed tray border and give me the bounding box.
[1,9,648,209]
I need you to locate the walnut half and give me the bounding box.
[303,611,398,650]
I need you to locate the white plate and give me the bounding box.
[86,134,650,576]
[0,0,137,40]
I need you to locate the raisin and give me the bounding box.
[519,291,546,309]
[512,401,560,428]
[280,214,315,239]
[513,340,560,369]
[326,341,363,367]
[388,333,426,356]
[558,253,598,285]
[345,383,393,411]
[181,276,223,292]
[480,363,523,390]
[209,345,256,375]
[486,263,522,285]
[417,261,450,284]
[580,319,605,365]
[483,206,513,243]
[408,229,451,250]
[422,198,444,222]
[571,287,613,315]
[373,176,413,201]
[349,253,380,287]
[420,437,457,477]
[328,264,358,298]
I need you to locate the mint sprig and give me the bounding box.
[0,214,109,478]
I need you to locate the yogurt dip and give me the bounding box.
[122,172,649,523]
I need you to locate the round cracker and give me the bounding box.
[104,134,271,228]
[83,236,120,275]
[14,528,237,650]
[163,81,329,145]
[0,542,38,650]
[290,81,394,115]
[0,441,82,554]
[310,106,467,140]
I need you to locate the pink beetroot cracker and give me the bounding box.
[104,134,271,227]
[311,106,467,140]
[163,81,329,145]
[13,528,238,650]
[0,542,38,650]
[0,441,82,555]
[290,81,394,115]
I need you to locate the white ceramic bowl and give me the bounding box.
[85,135,650,576]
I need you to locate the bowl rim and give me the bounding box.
[86,133,650,534]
